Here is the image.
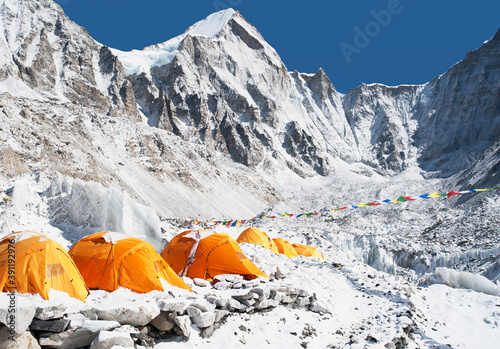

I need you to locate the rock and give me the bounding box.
[173,315,191,338]
[0,306,36,334]
[190,300,216,313]
[214,274,243,284]
[309,300,332,315]
[181,277,194,288]
[227,299,245,312]
[94,302,160,327]
[239,299,255,307]
[250,286,270,299]
[191,311,215,329]
[149,312,176,332]
[193,278,210,287]
[295,296,311,308]
[30,318,71,333]
[199,321,222,339]
[35,304,67,320]
[255,299,279,310]
[80,308,98,320]
[158,299,187,314]
[67,313,121,333]
[232,292,254,302]
[214,310,229,323]
[0,326,40,349]
[213,281,232,290]
[38,328,97,349]
[185,306,202,317]
[206,296,229,309]
[281,293,298,304]
[131,332,155,348]
[298,289,310,297]
[89,330,134,349]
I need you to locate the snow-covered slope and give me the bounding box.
[0,2,499,347]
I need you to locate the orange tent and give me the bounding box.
[236,227,278,253]
[0,231,89,301]
[69,231,191,293]
[272,238,299,258]
[292,243,328,261]
[161,230,268,280]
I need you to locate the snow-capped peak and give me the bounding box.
[112,9,237,76]
[185,8,236,38]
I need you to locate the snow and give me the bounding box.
[112,9,236,76]
[0,3,498,348]
[101,231,131,244]
[185,8,235,38]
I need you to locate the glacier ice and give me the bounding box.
[435,267,499,296]
[46,175,163,251]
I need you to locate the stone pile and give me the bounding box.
[0,276,331,349]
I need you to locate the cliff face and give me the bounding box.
[0,0,138,118]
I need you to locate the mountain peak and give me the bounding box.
[185,8,236,38]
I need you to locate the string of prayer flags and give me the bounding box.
[190,186,500,227]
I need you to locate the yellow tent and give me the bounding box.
[272,238,299,258]
[69,231,191,293]
[161,230,268,280]
[292,243,328,261]
[0,231,89,301]
[236,227,278,253]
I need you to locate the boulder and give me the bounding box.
[255,299,279,310]
[250,286,270,299]
[173,315,191,338]
[0,326,40,349]
[309,300,332,315]
[295,296,311,309]
[206,296,229,309]
[38,328,97,349]
[191,311,215,329]
[227,299,245,312]
[35,304,67,320]
[67,313,121,333]
[80,308,98,320]
[158,299,187,314]
[30,318,71,333]
[89,330,134,349]
[193,278,210,287]
[149,311,176,332]
[94,302,160,327]
[213,281,232,290]
[232,292,254,302]
[185,306,202,318]
[214,310,229,323]
[0,306,36,334]
[189,300,216,313]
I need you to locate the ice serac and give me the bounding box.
[125,9,355,176]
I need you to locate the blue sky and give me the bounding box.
[57,0,499,93]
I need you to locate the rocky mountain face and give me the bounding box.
[121,9,499,180]
[0,0,138,118]
[0,0,498,222]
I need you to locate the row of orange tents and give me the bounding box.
[0,228,326,302]
[236,227,327,261]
